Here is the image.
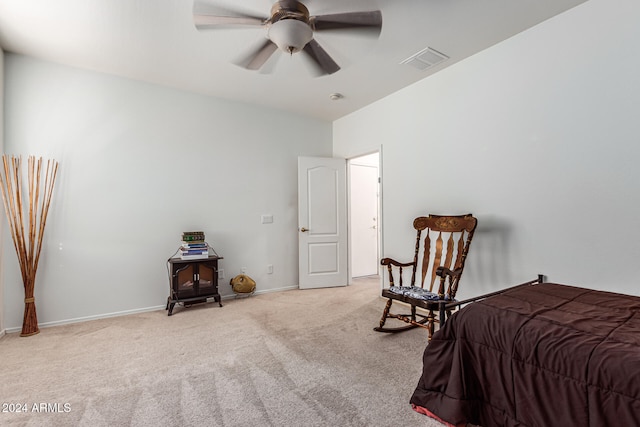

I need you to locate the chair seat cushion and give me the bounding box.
[388,286,441,301]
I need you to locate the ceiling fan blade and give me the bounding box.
[311,10,382,34]
[238,39,279,70]
[194,15,266,29]
[303,39,340,75]
[193,3,267,30]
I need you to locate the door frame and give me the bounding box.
[347,148,383,289]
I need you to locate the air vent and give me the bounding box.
[401,47,449,71]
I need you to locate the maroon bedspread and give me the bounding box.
[410,282,640,426]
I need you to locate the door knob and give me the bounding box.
[300,227,308,232]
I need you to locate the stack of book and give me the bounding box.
[180,231,209,260]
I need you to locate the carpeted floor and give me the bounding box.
[0,277,445,426]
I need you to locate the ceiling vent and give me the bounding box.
[401,47,449,71]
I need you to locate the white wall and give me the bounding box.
[2,54,332,330]
[334,0,640,298]
[0,48,4,334]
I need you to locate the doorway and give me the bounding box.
[348,152,380,280]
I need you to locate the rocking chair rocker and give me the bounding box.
[374,214,477,341]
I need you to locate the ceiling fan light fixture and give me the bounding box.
[268,19,313,54]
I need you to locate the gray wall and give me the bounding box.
[334,0,640,298]
[0,48,4,334]
[2,55,332,330]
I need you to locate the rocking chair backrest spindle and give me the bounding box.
[412,214,477,299]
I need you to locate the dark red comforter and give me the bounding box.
[410,282,640,426]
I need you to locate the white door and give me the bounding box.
[350,161,379,277]
[298,156,348,289]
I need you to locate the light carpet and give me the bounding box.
[0,277,444,426]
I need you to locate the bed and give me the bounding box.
[410,279,640,427]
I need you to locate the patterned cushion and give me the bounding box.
[388,286,441,301]
[388,286,456,302]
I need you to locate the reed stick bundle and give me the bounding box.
[0,155,58,336]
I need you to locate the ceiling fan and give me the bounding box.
[193,0,382,75]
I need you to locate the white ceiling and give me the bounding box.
[0,0,587,122]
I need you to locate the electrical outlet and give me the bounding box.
[241,267,247,274]
[218,269,224,280]
[267,264,273,274]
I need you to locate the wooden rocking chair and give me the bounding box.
[374,214,477,341]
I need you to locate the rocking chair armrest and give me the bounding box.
[381,258,416,288]
[435,266,464,299]
[436,266,463,280]
[380,258,415,268]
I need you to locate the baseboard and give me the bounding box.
[221,285,298,299]
[3,286,300,333]
[252,285,298,295]
[3,304,166,334]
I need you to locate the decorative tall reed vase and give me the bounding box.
[0,155,58,336]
